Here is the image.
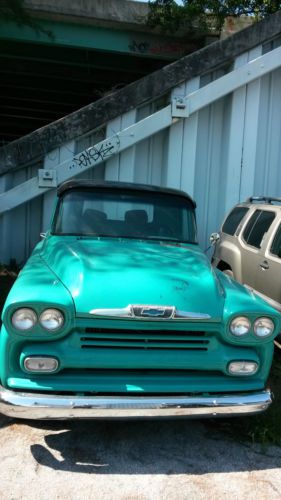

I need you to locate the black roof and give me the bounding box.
[57,180,196,207]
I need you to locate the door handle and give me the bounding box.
[260,260,269,270]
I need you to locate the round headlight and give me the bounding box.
[39,309,64,331]
[254,317,274,338]
[12,308,37,331]
[230,316,251,336]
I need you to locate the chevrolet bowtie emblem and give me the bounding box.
[133,305,175,319]
[140,307,166,317]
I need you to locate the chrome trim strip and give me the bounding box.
[90,305,133,318]
[0,387,271,419]
[89,304,211,320]
[175,311,211,319]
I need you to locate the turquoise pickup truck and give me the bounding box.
[0,180,279,419]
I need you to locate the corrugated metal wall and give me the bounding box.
[1,38,281,264]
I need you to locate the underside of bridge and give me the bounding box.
[0,39,167,143]
[0,0,207,145]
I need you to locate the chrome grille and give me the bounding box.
[80,328,210,351]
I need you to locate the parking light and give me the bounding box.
[228,361,258,375]
[24,357,59,373]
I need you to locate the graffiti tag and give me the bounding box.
[69,136,120,171]
[129,39,187,56]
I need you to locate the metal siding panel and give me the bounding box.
[75,129,105,181]
[26,162,43,257]
[118,110,137,182]
[105,111,138,183]
[194,96,229,248]
[4,168,28,264]
[42,141,75,231]
[166,84,185,189]
[255,67,281,196]
[134,104,152,184]
[239,46,263,201]
[105,117,121,181]
[191,68,230,248]
[180,77,200,198]
[223,53,247,213]
[0,174,13,263]
[27,196,42,256]
[134,99,169,187]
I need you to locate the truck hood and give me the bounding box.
[41,236,224,319]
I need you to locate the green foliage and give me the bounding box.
[0,0,32,25]
[0,0,53,38]
[147,1,281,33]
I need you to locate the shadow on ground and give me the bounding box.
[2,416,279,475]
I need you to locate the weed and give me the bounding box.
[206,349,281,448]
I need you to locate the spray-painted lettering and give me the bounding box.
[69,137,120,171]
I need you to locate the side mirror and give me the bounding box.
[209,232,220,246]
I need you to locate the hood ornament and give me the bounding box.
[90,304,211,320]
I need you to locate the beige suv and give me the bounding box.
[212,196,281,312]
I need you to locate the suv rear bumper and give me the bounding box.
[0,386,272,419]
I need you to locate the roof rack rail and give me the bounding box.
[246,196,281,204]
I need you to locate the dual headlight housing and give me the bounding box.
[12,308,64,332]
[230,316,274,338]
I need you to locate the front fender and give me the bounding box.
[216,270,281,336]
[1,254,75,327]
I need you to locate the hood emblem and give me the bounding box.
[133,305,174,319]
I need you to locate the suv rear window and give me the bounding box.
[270,224,281,258]
[222,207,249,236]
[243,210,276,248]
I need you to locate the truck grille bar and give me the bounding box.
[80,328,211,351]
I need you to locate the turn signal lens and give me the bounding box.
[228,361,258,375]
[254,317,274,338]
[24,357,58,373]
[39,309,64,331]
[230,316,251,336]
[12,308,37,331]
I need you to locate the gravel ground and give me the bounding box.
[1,414,281,500]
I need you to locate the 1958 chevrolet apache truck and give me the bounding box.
[0,180,279,419]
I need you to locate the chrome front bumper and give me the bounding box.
[0,386,272,419]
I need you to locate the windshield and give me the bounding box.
[53,189,197,243]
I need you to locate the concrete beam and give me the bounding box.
[1,9,281,174]
[24,0,149,31]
